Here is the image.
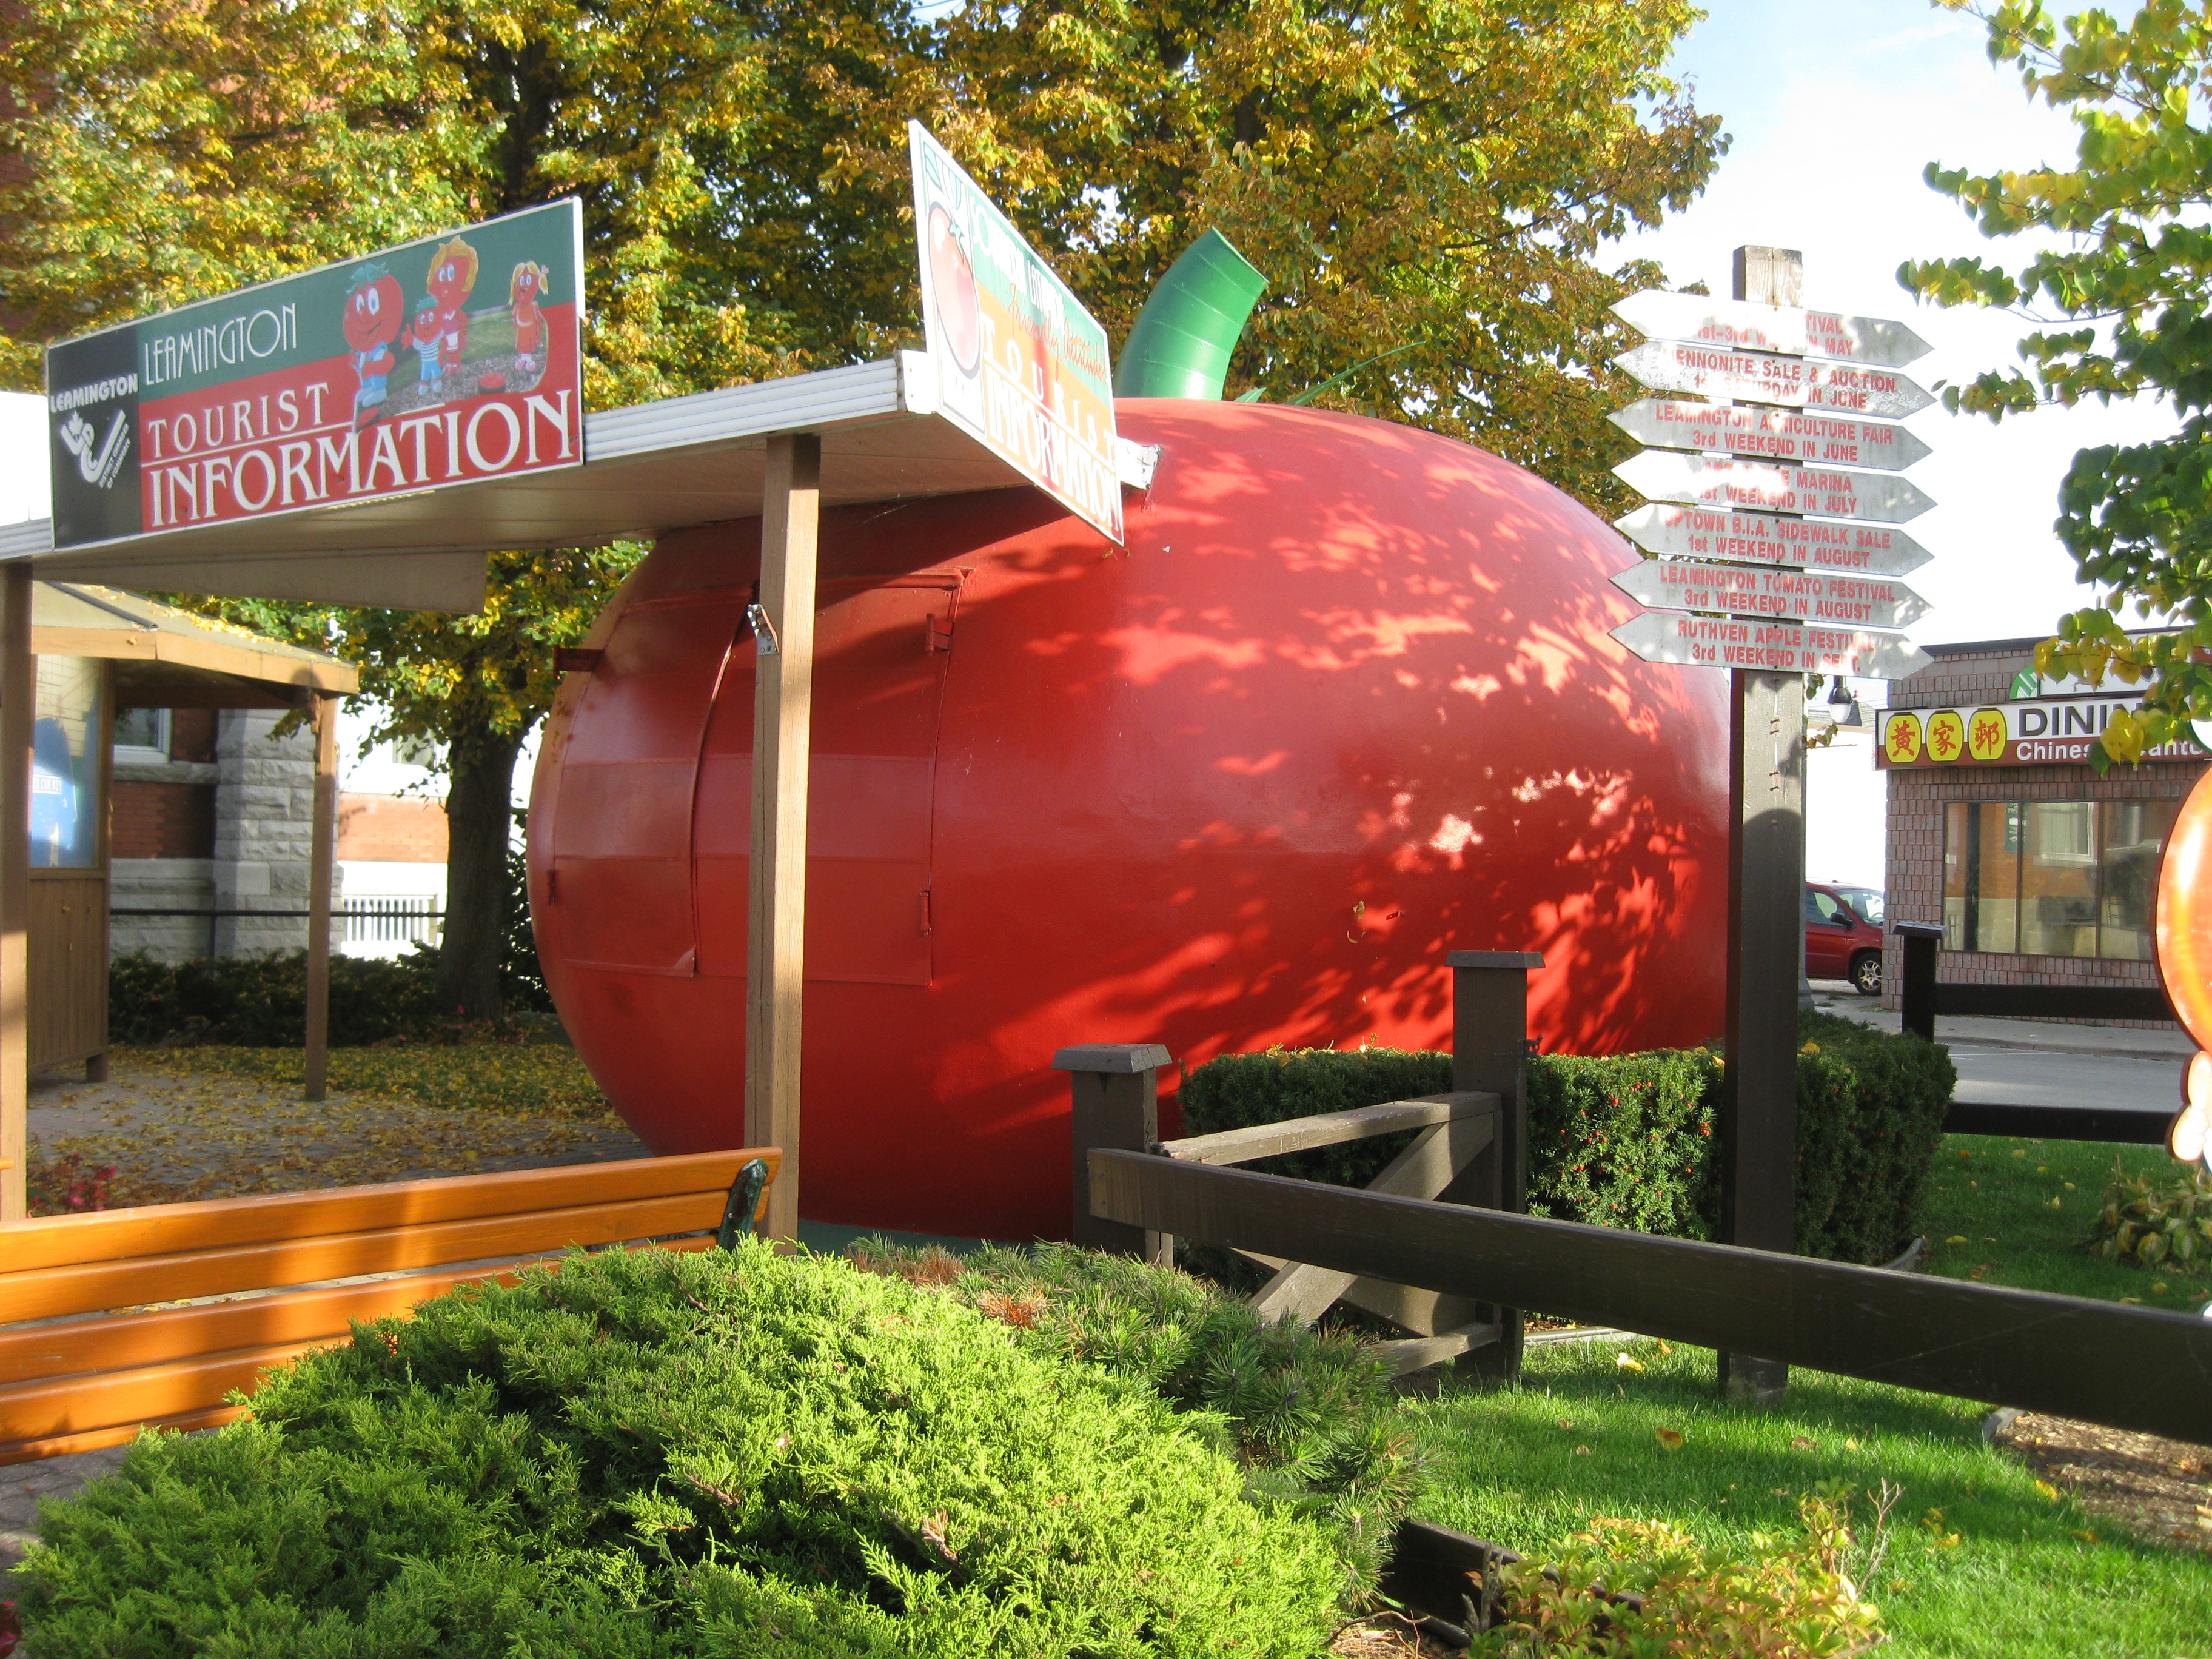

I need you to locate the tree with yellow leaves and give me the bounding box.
[4,0,1722,1016]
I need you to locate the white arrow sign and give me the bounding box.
[1615,451,1934,523]
[1612,611,1931,679]
[1615,504,1931,577]
[1611,558,1929,631]
[1612,290,1932,367]
[1609,399,1931,472]
[1615,340,1934,417]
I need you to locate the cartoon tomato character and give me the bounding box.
[341,261,403,426]
[927,205,981,374]
[399,292,446,403]
[509,260,550,372]
[423,235,480,380]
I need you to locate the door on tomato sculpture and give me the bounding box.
[691,575,958,983]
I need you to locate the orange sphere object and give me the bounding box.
[2156,765,2212,1051]
[528,401,1731,1239]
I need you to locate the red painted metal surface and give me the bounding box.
[529,401,1732,1239]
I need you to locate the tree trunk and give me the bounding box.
[439,730,525,1021]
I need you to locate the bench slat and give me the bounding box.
[0,1149,773,1274]
[0,1191,729,1324]
[0,1403,244,1468]
[0,1340,320,1449]
[1161,1094,1496,1167]
[0,1234,722,1385]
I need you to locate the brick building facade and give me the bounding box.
[1882,636,2205,1025]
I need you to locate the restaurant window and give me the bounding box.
[1942,796,2179,959]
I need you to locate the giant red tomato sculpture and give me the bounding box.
[529,400,1731,1239]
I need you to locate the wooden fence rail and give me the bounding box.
[1085,1150,2212,1443]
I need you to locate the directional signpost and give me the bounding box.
[1614,452,1934,523]
[1605,245,1940,1409]
[1610,290,1932,366]
[1610,561,1930,633]
[1612,340,1934,417]
[1610,400,1932,471]
[1615,504,1930,575]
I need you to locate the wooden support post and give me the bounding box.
[0,563,28,1221]
[303,694,338,1102]
[1895,922,1940,1043]
[1057,1041,1173,1264]
[745,431,821,1244]
[1449,949,1538,1385]
[1716,244,1807,1407]
[1719,666,1804,1403]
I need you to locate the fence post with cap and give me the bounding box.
[1448,950,1539,1384]
[1057,1042,1173,1264]
[1895,922,1941,1043]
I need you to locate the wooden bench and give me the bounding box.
[0,1148,778,1464]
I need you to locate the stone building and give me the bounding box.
[1880,634,2208,1025]
[112,707,335,962]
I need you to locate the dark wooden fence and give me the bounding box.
[1067,956,2212,1443]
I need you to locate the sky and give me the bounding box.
[1612,0,2172,652]
[1609,0,2170,891]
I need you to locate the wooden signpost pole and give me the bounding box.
[0,563,26,1221]
[746,432,822,1244]
[303,692,338,1104]
[1716,246,1806,1403]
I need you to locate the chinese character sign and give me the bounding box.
[908,122,1122,544]
[45,200,585,551]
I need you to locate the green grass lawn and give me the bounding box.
[1922,1133,2208,1312]
[1409,1336,2212,1659]
[115,1041,614,1121]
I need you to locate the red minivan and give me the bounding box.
[1805,883,1886,996]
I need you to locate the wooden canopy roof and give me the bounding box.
[32,581,357,709]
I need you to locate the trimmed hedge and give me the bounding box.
[19,1243,1344,1658]
[1178,1013,1953,1265]
[110,948,451,1047]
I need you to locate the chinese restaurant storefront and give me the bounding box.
[1879,634,2208,1023]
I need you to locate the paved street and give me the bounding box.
[1947,1047,2179,1122]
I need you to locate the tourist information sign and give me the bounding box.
[1614,451,1934,523]
[1610,399,1931,471]
[1610,560,1929,631]
[1614,504,1930,576]
[44,199,585,551]
[909,121,1122,543]
[1612,290,1932,367]
[1614,340,1934,417]
[1614,611,1932,678]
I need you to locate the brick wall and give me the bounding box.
[112,781,215,859]
[337,793,448,863]
[1883,639,2207,1024]
[168,707,216,762]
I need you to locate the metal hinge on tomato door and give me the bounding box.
[920,890,932,937]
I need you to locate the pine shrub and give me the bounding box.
[846,1239,1423,1600]
[18,1244,1344,1658]
[1178,1014,1952,1266]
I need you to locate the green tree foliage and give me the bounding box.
[2,0,1722,1015]
[1899,0,2212,764]
[911,0,1726,511]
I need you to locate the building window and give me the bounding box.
[1943,796,2177,959]
[114,707,171,766]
